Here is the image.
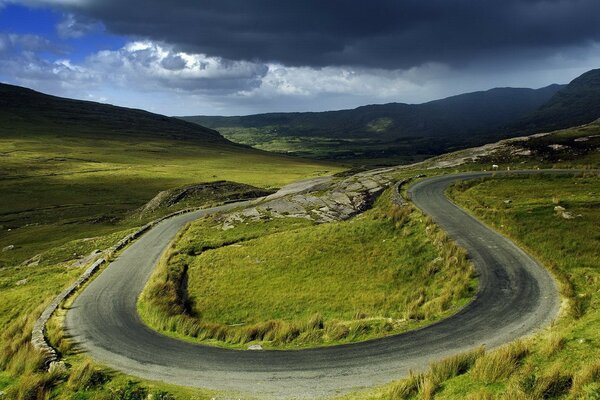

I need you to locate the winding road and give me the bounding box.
[65,171,562,398]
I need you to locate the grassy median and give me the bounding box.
[138,190,477,349]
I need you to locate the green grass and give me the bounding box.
[138,190,477,349]
[0,132,341,268]
[0,112,340,398]
[218,126,434,166]
[340,173,600,399]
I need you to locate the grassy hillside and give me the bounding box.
[0,96,597,398]
[0,83,224,142]
[182,85,561,163]
[515,68,600,134]
[437,174,599,399]
[0,84,341,268]
[0,84,341,398]
[138,191,476,349]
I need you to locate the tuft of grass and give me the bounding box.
[471,341,529,384]
[430,347,485,385]
[465,390,495,400]
[387,371,423,399]
[571,361,600,396]
[540,332,565,357]
[530,365,573,399]
[67,359,109,391]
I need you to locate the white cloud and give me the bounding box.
[1,35,600,116]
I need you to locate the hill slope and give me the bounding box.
[515,68,600,133]
[0,83,339,268]
[0,83,224,142]
[182,85,563,162]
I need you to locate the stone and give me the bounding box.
[345,182,364,192]
[330,192,352,206]
[248,344,263,350]
[561,211,575,220]
[358,179,380,190]
[2,245,14,252]
[548,144,567,150]
[15,279,27,286]
[48,361,67,374]
[554,205,566,212]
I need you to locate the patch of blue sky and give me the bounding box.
[0,3,126,62]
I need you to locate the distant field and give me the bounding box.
[218,126,438,165]
[0,132,340,268]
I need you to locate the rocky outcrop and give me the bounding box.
[139,181,274,216]
[217,171,395,229]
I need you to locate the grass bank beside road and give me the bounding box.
[344,173,599,399]
[138,190,478,349]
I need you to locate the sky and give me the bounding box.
[1,0,600,116]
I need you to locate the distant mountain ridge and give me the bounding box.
[0,83,225,142]
[183,85,563,143]
[513,68,600,133]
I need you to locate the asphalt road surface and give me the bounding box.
[65,171,562,398]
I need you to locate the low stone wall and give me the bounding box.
[30,207,204,367]
[31,257,105,365]
[391,174,425,206]
[391,178,410,206]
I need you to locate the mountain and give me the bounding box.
[184,86,562,140]
[0,83,224,142]
[514,68,600,133]
[181,85,563,162]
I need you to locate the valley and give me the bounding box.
[0,77,598,400]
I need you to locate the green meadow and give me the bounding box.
[342,173,600,399]
[138,191,476,349]
[0,132,340,268]
[0,111,598,398]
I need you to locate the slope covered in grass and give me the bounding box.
[339,173,599,399]
[515,68,600,134]
[139,191,477,349]
[0,84,341,268]
[440,174,600,399]
[183,85,562,163]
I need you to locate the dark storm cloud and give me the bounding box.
[37,0,600,68]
